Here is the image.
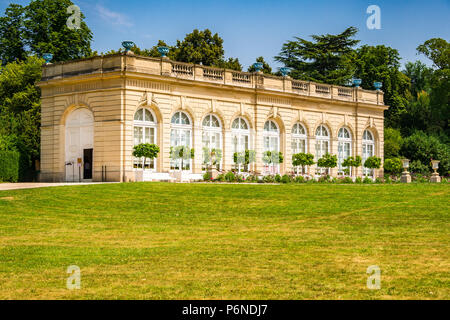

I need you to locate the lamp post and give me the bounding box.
[430,160,441,183]
[401,158,411,183]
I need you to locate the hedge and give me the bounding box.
[0,150,20,182]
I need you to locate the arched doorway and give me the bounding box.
[65,108,94,182]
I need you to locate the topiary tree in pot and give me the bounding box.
[132,143,160,181]
[364,156,382,177]
[317,153,337,176]
[292,153,315,175]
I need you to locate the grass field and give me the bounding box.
[0,182,449,300]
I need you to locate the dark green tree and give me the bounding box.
[275,27,359,85]
[403,61,433,98]
[416,38,450,140]
[247,56,272,74]
[214,57,242,71]
[0,4,27,65]
[24,0,92,61]
[384,128,403,159]
[0,56,43,180]
[172,29,224,66]
[354,45,411,128]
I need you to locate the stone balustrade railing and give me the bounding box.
[41,53,385,106]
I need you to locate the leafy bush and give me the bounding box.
[384,158,403,176]
[262,175,275,183]
[410,160,430,175]
[203,172,212,181]
[342,177,353,184]
[235,174,245,182]
[318,175,332,183]
[375,177,383,184]
[281,174,291,184]
[413,174,428,183]
[294,175,305,183]
[216,174,226,182]
[363,177,373,184]
[225,171,236,182]
[133,143,160,168]
[274,174,282,183]
[401,131,449,176]
[0,150,20,182]
[355,177,363,184]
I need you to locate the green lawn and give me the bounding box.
[0,183,449,300]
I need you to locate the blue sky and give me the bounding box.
[1,0,449,69]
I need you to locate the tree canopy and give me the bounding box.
[275,27,359,85]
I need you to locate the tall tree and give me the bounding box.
[416,38,450,140]
[275,27,359,85]
[0,56,43,179]
[172,29,224,66]
[0,4,27,65]
[403,61,433,98]
[247,56,272,74]
[24,0,92,61]
[354,45,411,128]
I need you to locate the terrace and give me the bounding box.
[40,53,385,106]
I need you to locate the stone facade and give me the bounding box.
[38,53,388,182]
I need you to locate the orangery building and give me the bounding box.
[38,51,388,182]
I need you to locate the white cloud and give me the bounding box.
[96,4,133,27]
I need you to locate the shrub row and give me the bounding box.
[203,171,449,184]
[0,150,20,182]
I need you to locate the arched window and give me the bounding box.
[292,123,307,154]
[134,108,157,170]
[315,125,330,174]
[231,117,250,172]
[202,114,222,170]
[337,127,352,176]
[362,129,375,176]
[263,120,280,174]
[170,111,192,171]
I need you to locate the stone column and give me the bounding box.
[193,121,203,174]
[223,128,233,172]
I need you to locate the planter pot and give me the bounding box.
[173,170,190,182]
[135,170,144,182]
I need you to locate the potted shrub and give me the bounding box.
[292,153,315,175]
[263,151,283,174]
[317,153,337,176]
[132,143,160,181]
[203,148,222,179]
[364,156,381,177]
[171,146,194,182]
[342,155,362,177]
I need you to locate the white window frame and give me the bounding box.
[133,108,157,171]
[292,123,308,174]
[337,127,352,176]
[202,114,223,171]
[231,117,251,173]
[362,129,375,177]
[170,111,193,171]
[315,125,330,175]
[263,120,280,174]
